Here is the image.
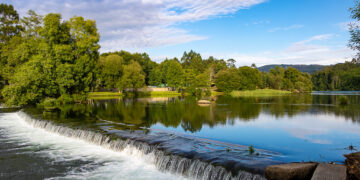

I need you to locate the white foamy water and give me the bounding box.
[0,112,186,180]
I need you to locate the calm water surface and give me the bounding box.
[0,92,359,179]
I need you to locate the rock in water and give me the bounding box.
[265,163,318,180]
[311,163,346,180]
[345,152,360,180]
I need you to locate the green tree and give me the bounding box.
[349,0,360,58]
[0,4,23,44]
[148,65,162,86]
[184,69,196,87]
[165,60,184,89]
[120,60,145,91]
[99,54,123,88]
[2,56,50,106]
[238,66,261,90]
[181,50,204,73]
[67,16,100,93]
[226,58,236,68]
[215,68,241,93]
[20,10,42,37]
[2,12,100,106]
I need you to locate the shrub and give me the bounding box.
[338,96,349,106]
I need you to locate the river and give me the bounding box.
[0,92,359,179]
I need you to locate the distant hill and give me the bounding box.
[258,64,327,74]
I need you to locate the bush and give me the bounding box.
[338,96,349,106]
[43,98,59,107]
[248,145,255,155]
[58,94,74,104]
[72,93,88,103]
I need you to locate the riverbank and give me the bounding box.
[230,89,292,97]
[88,92,123,99]
[88,91,181,99]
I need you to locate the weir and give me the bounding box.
[17,111,266,180]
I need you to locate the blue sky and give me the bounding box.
[2,0,356,66]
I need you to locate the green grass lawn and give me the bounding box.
[88,92,122,99]
[89,91,181,99]
[230,89,291,97]
[211,90,224,96]
[141,91,181,97]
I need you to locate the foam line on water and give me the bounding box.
[0,112,184,180]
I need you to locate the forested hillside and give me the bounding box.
[311,61,360,91]
[258,64,326,74]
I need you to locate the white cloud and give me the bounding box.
[202,34,355,66]
[268,24,304,32]
[3,0,266,52]
[293,34,333,44]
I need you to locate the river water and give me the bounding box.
[0,92,359,179]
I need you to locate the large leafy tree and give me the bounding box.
[215,68,241,93]
[165,60,184,89]
[349,0,360,61]
[120,60,145,91]
[2,12,100,106]
[148,65,162,86]
[99,54,123,88]
[181,50,204,73]
[238,66,261,90]
[0,4,23,44]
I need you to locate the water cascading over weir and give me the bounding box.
[16,110,279,180]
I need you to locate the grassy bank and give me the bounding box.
[88,92,123,99]
[211,91,224,96]
[89,91,181,99]
[230,89,291,97]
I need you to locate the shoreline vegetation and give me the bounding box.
[88,91,182,99]
[230,89,292,97]
[0,3,358,108]
[88,89,292,100]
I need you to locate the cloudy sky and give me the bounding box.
[1,0,356,66]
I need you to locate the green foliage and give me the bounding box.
[101,50,156,84]
[349,0,360,60]
[148,65,162,86]
[0,4,23,44]
[166,60,184,89]
[312,62,360,91]
[338,96,349,106]
[1,11,100,106]
[258,64,326,74]
[99,54,123,88]
[238,66,261,90]
[43,97,59,107]
[181,50,204,73]
[215,68,241,93]
[248,145,255,155]
[0,5,318,104]
[216,65,311,93]
[120,60,145,91]
[230,89,291,97]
